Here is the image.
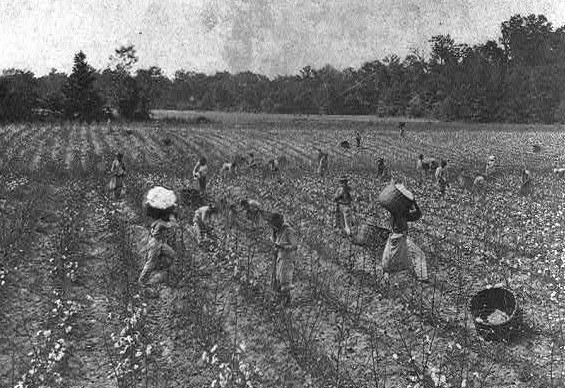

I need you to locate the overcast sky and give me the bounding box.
[1,0,564,77]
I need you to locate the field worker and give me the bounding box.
[220,161,237,177]
[315,148,329,177]
[381,187,428,282]
[109,152,126,200]
[399,122,406,137]
[485,155,496,177]
[553,161,565,179]
[193,156,209,195]
[248,153,257,168]
[240,199,263,222]
[520,167,533,196]
[334,176,354,236]
[356,132,362,148]
[377,158,386,178]
[416,154,425,185]
[192,204,219,243]
[435,160,449,198]
[473,174,486,201]
[138,187,182,285]
[268,213,298,307]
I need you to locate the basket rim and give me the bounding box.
[469,287,518,326]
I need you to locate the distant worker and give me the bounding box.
[192,204,219,243]
[473,174,486,201]
[377,158,391,182]
[315,148,329,177]
[193,156,209,195]
[416,154,425,186]
[268,213,298,307]
[399,122,406,137]
[435,160,449,199]
[356,132,362,148]
[553,161,565,179]
[109,152,126,200]
[520,167,533,196]
[240,199,263,222]
[334,176,354,236]
[485,155,496,177]
[220,161,238,178]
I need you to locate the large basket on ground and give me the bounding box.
[469,287,522,341]
[378,184,414,214]
[354,222,390,248]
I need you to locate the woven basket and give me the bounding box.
[355,223,390,248]
[469,287,522,341]
[378,184,413,214]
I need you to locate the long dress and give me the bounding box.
[272,222,298,293]
[381,203,428,281]
[138,219,179,284]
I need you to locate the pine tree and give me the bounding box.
[63,51,103,121]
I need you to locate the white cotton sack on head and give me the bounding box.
[144,186,178,210]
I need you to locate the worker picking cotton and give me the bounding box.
[378,183,428,282]
[268,213,298,307]
[240,199,263,222]
[435,160,449,198]
[193,156,209,195]
[520,167,533,196]
[485,155,496,177]
[315,148,329,177]
[109,152,126,200]
[334,176,354,237]
[220,161,237,177]
[192,204,219,243]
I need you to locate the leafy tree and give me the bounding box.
[0,69,38,121]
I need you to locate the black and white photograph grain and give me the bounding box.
[1,1,565,387]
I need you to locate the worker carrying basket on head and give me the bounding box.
[138,186,184,285]
[378,183,428,282]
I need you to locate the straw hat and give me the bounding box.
[144,186,177,210]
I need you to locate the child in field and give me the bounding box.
[485,155,496,177]
[471,174,486,201]
[138,187,183,285]
[193,157,209,195]
[416,154,425,186]
[192,204,219,243]
[435,160,449,198]
[377,158,392,181]
[334,176,354,236]
[268,213,298,307]
[240,199,263,222]
[109,152,126,200]
[381,189,428,282]
[315,148,329,177]
[356,132,362,148]
[220,161,237,178]
[520,167,532,196]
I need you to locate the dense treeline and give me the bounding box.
[2,14,565,123]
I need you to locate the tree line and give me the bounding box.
[2,14,565,123]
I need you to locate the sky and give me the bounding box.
[1,0,564,78]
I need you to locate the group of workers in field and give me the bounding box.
[110,129,546,307]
